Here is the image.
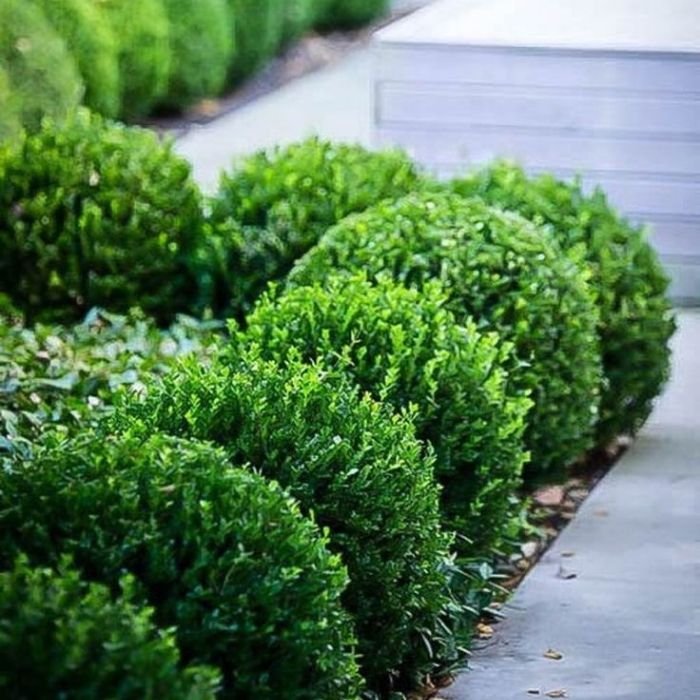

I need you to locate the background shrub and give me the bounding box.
[292,192,603,478]
[0,556,220,699]
[113,351,452,691]
[282,0,316,45]
[0,109,203,323]
[97,0,171,120]
[0,0,83,133]
[0,433,361,699]
[316,0,391,29]
[241,275,530,550]
[0,67,20,143]
[36,0,120,118]
[207,137,421,318]
[160,0,234,111]
[451,162,675,444]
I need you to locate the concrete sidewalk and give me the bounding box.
[445,310,700,699]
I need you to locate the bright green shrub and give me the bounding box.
[0,67,20,143]
[316,0,391,29]
[241,275,530,549]
[0,433,361,699]
[0,557,220,699]
[112,351,452,690]
[0,109,203,323]
[292,192,603,478]
[98,0,171,120]
[37,0,120,118]
[160,0,234,111]
[451,162,675,444]
[0,0,83,133]
[207,137,421,318]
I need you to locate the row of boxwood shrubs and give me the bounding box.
[0,0,391,138]
[0,111,675,697]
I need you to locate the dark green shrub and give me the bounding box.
[112,351,452,690]
[0,556,220,699]
[282,0,316,44]
[241,275,530,549]
[0,433,361,699]
[98,0,171,120]
[316,0,391,29]
[226,0,285,82]
[292,192,603,478]
[0,67,20,143]
[37,0,120,118]
[160,0,234,111]
[451,162,675,444]
[207,137,421,318]
[0,0,83,133]
[0,109,203,323]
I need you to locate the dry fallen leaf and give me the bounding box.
[543,648,564,660]
[533,485,565,506]
[545,690,567,698]
[594,509,609,517]
[476,622,494,639]
[521,541,538,558]
[560,551,575,558]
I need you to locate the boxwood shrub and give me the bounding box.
[0,433,361,699]
[0,556,221,699]
[36,0,121,118]
[112,350,452,690]
[0,0,83,133]
[98,0,172,120]
[160,0,234,111]
[316,0,391,29]
[451,162,675,444]
[0,109,203,323]
[240,275,530,549]
[207,137,421,318]
[292,192,603,478]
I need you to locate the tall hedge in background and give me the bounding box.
[37,0,120,118]
[0,557,221,699]
[160,0,234,111]
[452,162,675,444]
[0,0,83,133]
[97,0,172,120]
[316,0,391,29]
[292,192,603,478]
[0,110,203,323]
[207,138,421,318]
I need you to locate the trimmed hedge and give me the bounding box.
[282,0,317,44]
[207,137,421,318]
[316,0,391,28]
[0,109,203,323]
[291,192,603,478]
[451,162,675,444]
[98,0,172,120]
[160,0,234,111]
[0,556,221,699]
[36,0,121,118]
[240,275,530,549]
[112,351,453,690]
[0,0,83,133]
[0,433,362,699]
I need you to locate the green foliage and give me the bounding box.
[292,192,603,478]
[0,0,83,133]
[0,309,223,459]
[207,137,422,318]
[0,433,361,699]
[282,0,316,44]
[241,275,530,550]
[0,67,20,143]
[112,350,452,690]
[98,0,172,120]
[0,556,220,699]
[451,162,675,443]
[316,0,391,29]
[0,109,204,323]
[160,0,234,111]
[37,0,120,118]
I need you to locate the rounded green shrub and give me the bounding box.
[112,351,452,690]
[282,0,316,44]
[0,433,361,699]
[451,162,675,444]
[208,137,422,318]
[0,67,20,143]
[0,109,203,323]
[160,0,234,111]
[316,0,391,29]
[36,0,120,118]
[292,192,603,478]
[0,556,221,699]
[241,274,530,549]
[98,0,172,120]
[0,0,83,133]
